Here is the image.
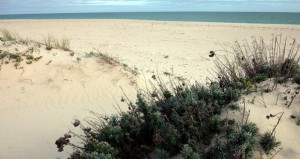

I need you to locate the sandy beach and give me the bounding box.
[0,19,300,159]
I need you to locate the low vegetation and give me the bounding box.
[56,80,260,159]
[56,36,299,159]
[260,132,281,155]
[0,48,42,69]
[44,34,71,51]
[215,36,300,93]
[0,28,16,41]
[85,50,140,75]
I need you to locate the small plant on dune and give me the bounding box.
[44,35,71,51]
[260,112,283,155]
[60,38,70,51]
[0,28,16,41]
[294,69,300,84]
[86,50,120,66]
[44,35,54,50]
[259,132,281,155]
[86,50,139,76]
[55,38,71,51]
[0,47,43,70]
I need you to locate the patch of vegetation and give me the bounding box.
[44,35,54,50]
[56,78,264,159]
[44,35,71,51]
[0,49,42,69]
[86,50,139,76]
[85,51,120,66]
[216,36,300,92]
[294,69,300,85]
[259,132,281,155]
[55,38,71,51]
[0,28,16,41]
[57,36,295,158]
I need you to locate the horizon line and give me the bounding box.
[1,11,300,16]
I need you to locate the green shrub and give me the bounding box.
[181,144,202,159]
[259,132,281,155]
[280,59,299,78]
[227,124,258,158]
[253,74,268,83]
[294,69,300,84]
[206,142,229,159]
[261,65,276,78]
[154,148,170,159]
[56,80,253,159]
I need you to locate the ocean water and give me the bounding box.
[0,12,300,24]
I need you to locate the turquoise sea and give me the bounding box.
[0,12,300,24]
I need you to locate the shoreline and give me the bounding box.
[1,19,300,26]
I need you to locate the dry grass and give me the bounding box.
[215,35,300,89]
[54,38,70,51]
[44,35,54,50]
[60,38,70,51]
[0,28,16,41]
[85,50,140,76]
[44,35,70,51]
[86,50,120,66]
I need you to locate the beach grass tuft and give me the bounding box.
[44,35,54,50]
[54,38,70,51]
[0,28,16,41]
[44,35,71,51]
[260,132,281,155]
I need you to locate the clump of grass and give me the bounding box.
[260,112,283,155]
[86,50,139,76]
[44,35,54,50]
[44,35,71,51]
[259,132,281,155]
[215,36,300,91]
[0,28,16,41]
[54,38,70,51]
[86,51,120,66]
[60,38,70,51]
[294,69,300,84]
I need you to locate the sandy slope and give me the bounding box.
[0,20,300,159]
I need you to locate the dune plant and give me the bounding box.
[55,76,263,159]
[44,35,54,50]
[294,69,300,84]
[86,51,120,66]
[54,38,71,51]
[0,48,43,69]
[181,144,202,159]
[260,112,283,155]
[60,38,70,51]
[215,36,300,91]
[260,132,281,155]
[0,28,16,41]
[85,50,140,76]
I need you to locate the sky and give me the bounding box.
[0,0,300,15]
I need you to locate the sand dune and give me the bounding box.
[0,20,300,159]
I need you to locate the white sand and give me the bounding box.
[0,19,300,159]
